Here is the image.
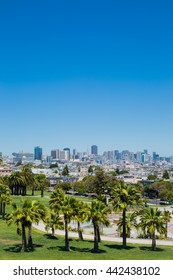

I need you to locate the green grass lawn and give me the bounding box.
[1,219,173,260]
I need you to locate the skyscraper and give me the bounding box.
[91,145,98,155]
[63,148,70,161]
[34,146,42,161]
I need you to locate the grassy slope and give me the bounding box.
[1,219,173,260]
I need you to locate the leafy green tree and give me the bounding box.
[49,162,58,168]
[87,200,110,252]
[162,170,170,180]
[34,174,50,197]
[72,181,86,194]
[62,165,69,176]
[88,165,93,174]
[145,181,173,201]
[83,170,115,195]
[147,174,157,181]
[55,182,72,192]
[139,207,166,250]
[111,182,141,248]
[82,175,96,193]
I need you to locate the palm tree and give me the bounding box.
[6,198,46,251]
[139,207,166,250]
[111,182,141,248]
[6,200,29,251]
[117,212,137,238]
[8,171,26,195]
[162,210,171,238]
[61,195,77,250]
[50,189,77,250]
[88,200,110,252]
[34,174,50,197]
[26,200,47,248]
[44,209,64,236]
[21,165,34,196]
[0,183,11,219]
[73,200,89,241]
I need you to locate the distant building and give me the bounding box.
[63,148,70,161]
[51,149,60,159]
[153,152,159,162]
[91,145,98,155]
[34,146,42,161]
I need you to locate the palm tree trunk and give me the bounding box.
[165,223,168,238]
[65,219,70,251]
[21,223,27,252]
[32,188,35,196]
[28,224,33,248]
[41,189,44,197]
[122,209,126,248]
[93,223,99,252]
[152,233,156,251]
[52,226,55,236]
[97,225,101,242]
[77,221,83,241]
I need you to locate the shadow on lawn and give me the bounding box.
[43,234,59,240]
[4,243,43,253]
[105,244,135,250]
[139,246,164,252]
[47,245,106,254]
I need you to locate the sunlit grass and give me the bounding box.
[1,219,173,260]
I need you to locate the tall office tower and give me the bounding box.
[34,146,42,160]
[136,151,142,163]
[153,152,159,162]
[72,149,76,160]
[91,145,98,155]
[63,148,70,161]
[51,149,60,159]
[59,150,66,160]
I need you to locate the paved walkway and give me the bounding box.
[33,222,173,246]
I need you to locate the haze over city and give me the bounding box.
[1,0,173,156]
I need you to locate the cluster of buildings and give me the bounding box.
[1,145,173,185]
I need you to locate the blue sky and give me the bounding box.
[0,0,173,156]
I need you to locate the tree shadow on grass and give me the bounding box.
[47,245,106,254]
[43,234,59,240]
[139,246,164,252]
[4,243,43,253]
[105,244,135,250]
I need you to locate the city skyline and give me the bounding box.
[1,1,173,156]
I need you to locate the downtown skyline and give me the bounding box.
[1,0,173,156]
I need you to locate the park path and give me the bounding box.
[33,222,173,246]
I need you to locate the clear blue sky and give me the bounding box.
[0,0,173,156]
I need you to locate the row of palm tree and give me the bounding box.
[49,188,110,252]
[1,176,172,252]
[1,166,50,197]
[6,199,47,251]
